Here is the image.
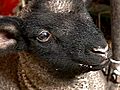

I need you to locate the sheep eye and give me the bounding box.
[37,30,51,42]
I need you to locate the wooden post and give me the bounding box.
[110,0,120,89]
[111,0,120,60]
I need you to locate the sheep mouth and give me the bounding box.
[78,59,110,71]
[0,31,16,49]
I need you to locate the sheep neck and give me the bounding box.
[17,52,77,90]
[18,66,39,90]
[17,52,107,90]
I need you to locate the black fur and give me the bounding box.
[0,0,108,75]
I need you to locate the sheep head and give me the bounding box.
[0,0,110,75]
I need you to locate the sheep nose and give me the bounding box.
[92,45,109,58]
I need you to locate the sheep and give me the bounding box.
[0,0,110,90]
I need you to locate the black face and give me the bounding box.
[22,11,109,74]
[0,0,110,75]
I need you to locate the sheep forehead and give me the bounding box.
[45,0,73,13]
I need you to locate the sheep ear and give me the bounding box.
[0,16,26,56]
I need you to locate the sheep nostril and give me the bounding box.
[93,45,108,53]
[92,45,109,58]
